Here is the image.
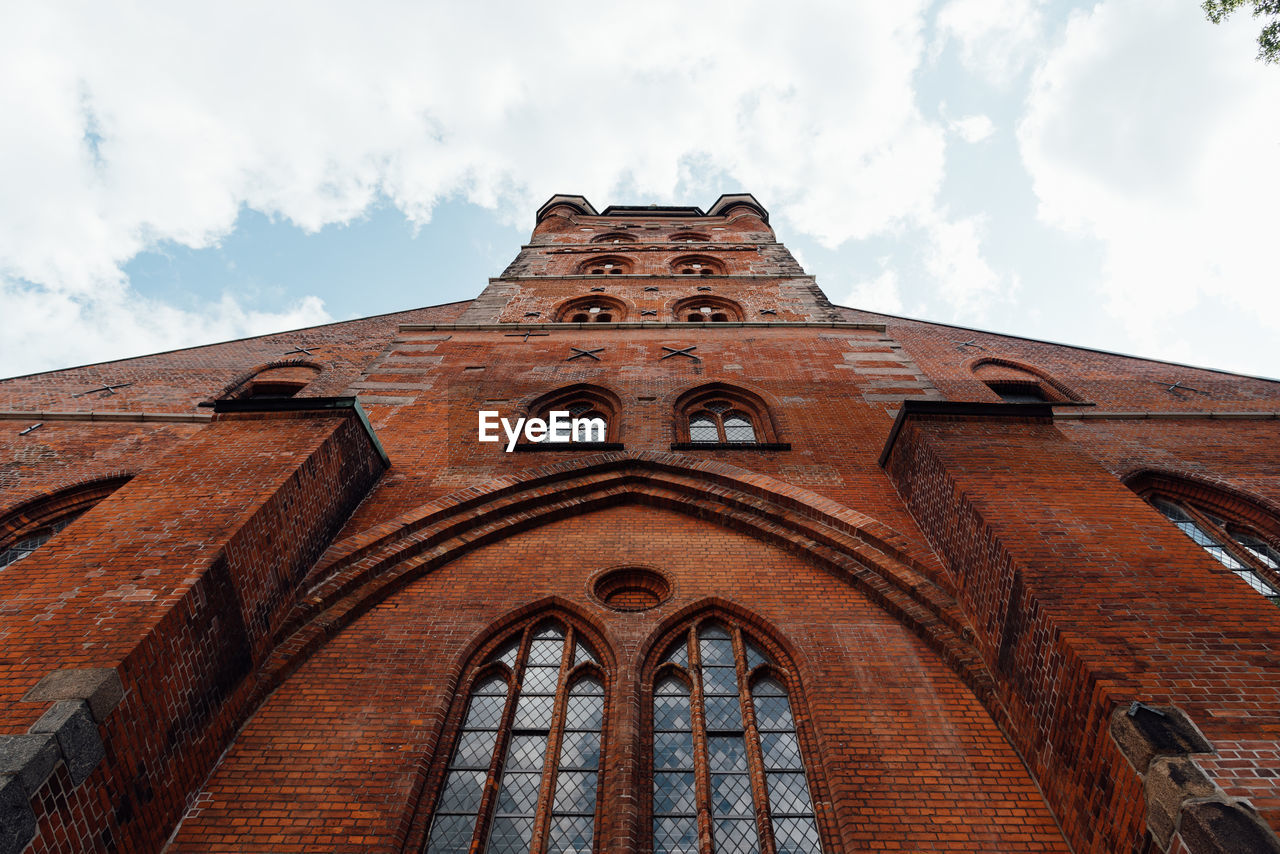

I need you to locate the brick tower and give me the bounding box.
[1,194,1279,854]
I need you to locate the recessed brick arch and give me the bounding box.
[967,356,1083,403]
[574,254,635,275]
[252,453,993,737]
[554,294,630,323]
[670,294,744,323]
[180,458,1074,854]
[217,359,323,401]
[669,253,725,275]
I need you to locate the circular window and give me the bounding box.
[592,567,671,612]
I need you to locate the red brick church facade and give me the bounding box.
[1,194,1278,854]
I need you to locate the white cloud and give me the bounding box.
[1019,0,1280,370]
[922,212,1012,316]
[845,265,906,315]
[0,280,331,378]
[1,1,951,375]
[934,0,1047,84]
[948,114,996,143]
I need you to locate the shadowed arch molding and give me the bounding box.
[247,452,1002,742]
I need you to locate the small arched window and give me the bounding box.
[555,296,628,324]
[426,620,607,854]
[576,255,634,276]
[668,232,710,244]
[669,255,725,276]
[972,360,1079,404]
[675,385,778,447]
[526,385,622,445]
[1149,495,1280,605]
[651,620,823,854]
[671,296,743,324]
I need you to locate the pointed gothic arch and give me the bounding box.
[258,453,983,739]
[402,602,615,854]
[639,602,839,854]
[522,384,622,444]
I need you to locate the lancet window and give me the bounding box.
[651,621,822,854]
[426,620,606,854]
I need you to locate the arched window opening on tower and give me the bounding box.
[671,296,743,324]
[576,255,633,276]
[668,231,710,243]
[669,255,725,276]
[591,232,636,244]
[424,619,607,854]
[651,620,824,854]
[555,296,628,324]
[1147,495,1280,606]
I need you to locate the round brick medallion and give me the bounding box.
[592,567,671,612]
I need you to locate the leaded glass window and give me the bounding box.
[652,622,822,854]
[1151,496,1280,606]
[427,621,605,854]
[688,402,757,445]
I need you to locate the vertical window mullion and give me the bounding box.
[700,623,760,854]
[733,630,776,854]
[687,628,715,854]
[489,625,566,854]
[528,628,575,854]
[548,665,604,853]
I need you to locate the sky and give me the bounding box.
[2,1,1277,380]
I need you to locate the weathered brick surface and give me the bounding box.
[2,194,1278,852]
[166,505,1068,853]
